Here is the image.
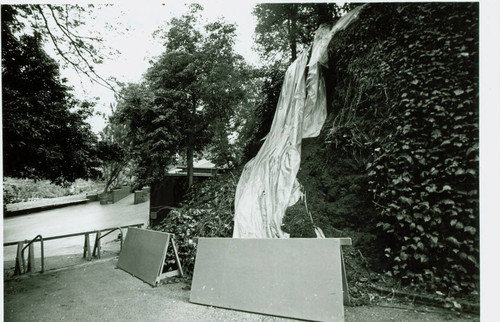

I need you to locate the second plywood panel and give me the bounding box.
[190,238,345,321]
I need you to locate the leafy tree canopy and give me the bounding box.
[253,2,350,64]
[2,4,118,92]
[114,82,175,188]
[119,4,251,187]
[2,5,100,183]
[97,103,133,192]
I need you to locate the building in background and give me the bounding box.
[149,159,221,226]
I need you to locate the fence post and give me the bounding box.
[83,233,91,260]
[40,236,45,273]
[14,242,24,275]
[27,243,35,273]
[93,231,101,259]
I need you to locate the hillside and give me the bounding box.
[154,2,479,309]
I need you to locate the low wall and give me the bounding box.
[111,187,132,203]
[99,187,132,204]
[134,188,150,205]
[86,193,99,202]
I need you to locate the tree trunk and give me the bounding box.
[187,146,194,188]
[187,97,198,188]
[288,4,298,62]
[104,164,123,193]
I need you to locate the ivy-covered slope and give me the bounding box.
[291,2,479,295]
[154,2,479,299]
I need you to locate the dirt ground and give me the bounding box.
[3,255,479,322]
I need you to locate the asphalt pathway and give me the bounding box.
[3,194,149,263]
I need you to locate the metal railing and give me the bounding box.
[4,223,144,275]
[21,235,44,274]
[92,227,124,259]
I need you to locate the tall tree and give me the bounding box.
[253,3,347,64]
[138,5,248,187]
[2,5,99,182]
[114,82,178,188]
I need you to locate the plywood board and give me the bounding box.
[117,228,170,286]
[190,238,344,321]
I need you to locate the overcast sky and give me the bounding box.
[50,1,261,133]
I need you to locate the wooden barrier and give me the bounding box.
[117,228,183,286]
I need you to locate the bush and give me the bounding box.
[152,170,239,275]
[3,177,105,204]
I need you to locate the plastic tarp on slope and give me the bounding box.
[233,7,363,238]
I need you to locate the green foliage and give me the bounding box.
[96,140,127,192]
[240,62,286,161]
[153,170,240,275]
[97,103,134,192]
[120,6,251,186]
[2,6,100,183]
[321,3,479,295]
[253,3,348,63]
[114,82,176,188]
[3,177,104,204]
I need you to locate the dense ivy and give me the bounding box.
[322,3,479,294]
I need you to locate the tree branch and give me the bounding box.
[36,5,120,96]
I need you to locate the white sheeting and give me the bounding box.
[233,7,363,238]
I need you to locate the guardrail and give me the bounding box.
[21,235,44,274]
[92,227,124,259]
[4,223,144,275]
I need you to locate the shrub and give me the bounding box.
[3,177,105,204]
[152,170,239,275]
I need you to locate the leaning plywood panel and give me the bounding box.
[190,238,344,322]
[117,228,170,286]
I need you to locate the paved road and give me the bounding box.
[3,194,149,262]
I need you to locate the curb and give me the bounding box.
[4,199,91,217]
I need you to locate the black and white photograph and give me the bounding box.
[2,1,497,321]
